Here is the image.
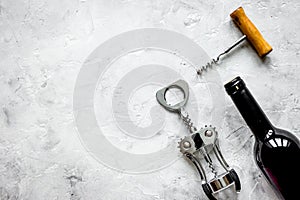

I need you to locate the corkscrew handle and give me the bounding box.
[230,7,272,57]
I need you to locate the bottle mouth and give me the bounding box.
[224,76,246,95]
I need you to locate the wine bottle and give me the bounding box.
[224,76,300,200]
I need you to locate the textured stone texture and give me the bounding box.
[1,0,300,199]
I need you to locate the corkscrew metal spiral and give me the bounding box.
[204,154,218,178]
[180,108,197,133]
[196,35,247,75]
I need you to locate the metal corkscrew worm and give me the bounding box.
[156,80,241,200]
[197,35,247,75]
[179,108,197,133]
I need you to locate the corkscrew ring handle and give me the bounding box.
[156,79,189,113]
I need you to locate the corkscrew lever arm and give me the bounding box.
[185,153,217,200]
[213,142,242,192]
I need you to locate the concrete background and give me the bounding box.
[1,0,299,199]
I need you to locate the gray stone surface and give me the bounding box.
[1,0,299,199]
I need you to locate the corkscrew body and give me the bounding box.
[197,7,272,75]
[156,79,241,200]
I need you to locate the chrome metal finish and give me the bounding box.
[156,80,241,200]
[183,141,191,148]
[156,79,189,112]
[213,143,230,170]
[156,79,197,133]
[197,35,247,75]
[205,130,213,137]
[204,154,218,178]
[186,153,207,184]
[179,108,197,133]
[178,135,197,155]
[208,172,236,193]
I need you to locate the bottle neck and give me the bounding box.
[225,77,274,141]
